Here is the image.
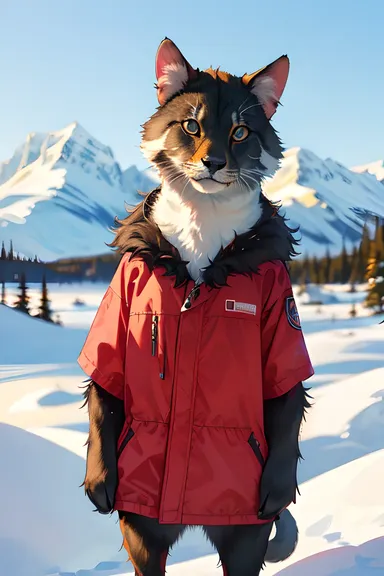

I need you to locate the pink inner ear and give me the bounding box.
[271,57,290,103]
[252,56,290,119]
[156,41,186,80]
[155,39,197,105]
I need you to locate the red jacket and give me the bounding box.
[78,252,314,526]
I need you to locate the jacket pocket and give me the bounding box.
[248,432,265,468]
[117,427,134,459]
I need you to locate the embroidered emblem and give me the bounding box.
[286,296,301,330]
[225,300,257,316]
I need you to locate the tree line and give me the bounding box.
[1,273,60,324]
[1,217,383,317]
[1,240,40,263]
[289,216,384,314]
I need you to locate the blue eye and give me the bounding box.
[232,126,249,142]
[182,119,200,135]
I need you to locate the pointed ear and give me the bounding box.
[155,38,198,106]
[242,55,290,119]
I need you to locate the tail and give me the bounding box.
[264,509,298,563]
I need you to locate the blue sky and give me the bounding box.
[1,0,383,170]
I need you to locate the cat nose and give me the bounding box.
[202,157,227,174]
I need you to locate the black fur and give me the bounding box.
[142,62,285,193]
[119,512,185,576]
[109,187,299,289]
[83,380,309,572]
[81,380,125,514]
[119,511,273,576]
[258,383,312,521]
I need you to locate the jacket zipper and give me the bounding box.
[151,314,159,356]
[182,279,202,310]
[248,432,265,468]
[152,314,165,380]
[159,282,189,519]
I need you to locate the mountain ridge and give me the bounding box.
[0,122,157,261]
[1,122,383,261]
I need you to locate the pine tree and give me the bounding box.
[329,253,341,283]
[340,240,350,284]
[366,223,379,282]
[14,273,30,314]
[317,257,326,285]
[8,240,14,261]
[38,275,53,322]
[1,281,6,305]
[365,219,384,314]
[360,222,371,282]
[365,260,384,314]
[374,216,384,262]
[309,256,317,284]
[324,248,332,284]
[355,236,365,284]
[310,256,325,285]
[349,301,357,317]
[298,254,310,287]
[0,242,6,260]
[349,246,359,288]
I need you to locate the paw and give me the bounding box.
[84,477,115,514]
[258,459,296,520]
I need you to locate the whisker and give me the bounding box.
[180,177,190,198]
[240,103,261,115]
[238,96,250,113]
[239,175,252,194]
[242,167,266,177]
[242,173,262,187]
[167,173,185,186]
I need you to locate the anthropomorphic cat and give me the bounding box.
[78,38,313,576]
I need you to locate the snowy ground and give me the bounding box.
[0,282,383,576]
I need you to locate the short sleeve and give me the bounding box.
[77,256,130,400]
[260,262,314,400]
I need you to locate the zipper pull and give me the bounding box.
[182,281,201,310]
[151,315,158,356]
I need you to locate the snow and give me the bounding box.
[0,283,384,576]
[0,123,157,261]
[2,124,384,262]
[262,147,384,257]
[351,159,384,183]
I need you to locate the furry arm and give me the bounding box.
[82,381,125,514]
[258,382,310,520]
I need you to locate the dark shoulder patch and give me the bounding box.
[286,296,301,330]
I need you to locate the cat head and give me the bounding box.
[141,38,289,197]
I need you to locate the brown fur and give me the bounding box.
[205,67,232,82]
[190,138,213,163]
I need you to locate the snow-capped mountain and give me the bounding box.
[1,123,384,261]
[262,147,384,257]
[351,159,384,182]
[0,122,157,261]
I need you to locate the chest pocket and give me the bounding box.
[203,282,261,325]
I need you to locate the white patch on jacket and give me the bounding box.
[152,181,263,280]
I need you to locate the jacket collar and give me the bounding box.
[110,187,299,289]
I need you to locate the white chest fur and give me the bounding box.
[152,182,263,280]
